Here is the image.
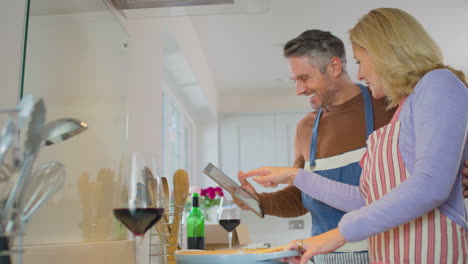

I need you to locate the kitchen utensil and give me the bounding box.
[14,94,34,130]
[0,99,45,264]
[16,116,87,215]
[145,167,171,252]
[21,161,65,223]
[167,169,189,264]
[136,182,150,206]
[0,94,33,133]
[3,99,46,233]
[150,173,172,263]
[0,115,19,183]
[161,177,170,227]
[41,118,88,147]
[13,161,65,264]
[0,129,14,170]
[142,164,163,207]
[175,249,301,264]
[144,167,156,204]
[0,95,34,182]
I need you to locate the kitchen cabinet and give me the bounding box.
[219,111,312,246]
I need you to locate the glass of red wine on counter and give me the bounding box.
[217,196,241,249]
[113,152,165,264]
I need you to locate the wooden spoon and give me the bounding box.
[144,167,156,205]
[144,166,170,247]
[167,169,189,264]
[161,177,170,226]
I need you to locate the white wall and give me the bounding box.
[163,17,220,186]
[108,2,220,186]
[125,19,164,157]
[168,16,218,117]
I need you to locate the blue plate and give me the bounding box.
[175,249,301,264]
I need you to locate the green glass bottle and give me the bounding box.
[186,193,205,249]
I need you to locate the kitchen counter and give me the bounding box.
[21,240,133,264]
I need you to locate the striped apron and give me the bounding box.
[359,99,468,264]
[302,84,372,264]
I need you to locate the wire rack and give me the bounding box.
[148,205,184,264]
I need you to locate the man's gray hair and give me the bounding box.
[284,29,347,74]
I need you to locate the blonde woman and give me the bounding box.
[241,8,468,264]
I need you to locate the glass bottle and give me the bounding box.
[186,193,205,249]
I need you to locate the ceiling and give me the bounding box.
[29,0,468,98]
[185,0,468,96]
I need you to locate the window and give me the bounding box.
[161,91,193,181]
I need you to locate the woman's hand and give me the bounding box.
[239,167,299,188]
[281,228,348,264]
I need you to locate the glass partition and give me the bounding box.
[20,0,129,245]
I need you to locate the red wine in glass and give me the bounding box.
[114,152,165,264]
[113,208,164,236]
[219,219,240,232]
[217,197,241,248]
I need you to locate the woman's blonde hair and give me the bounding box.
[349,8,467,108]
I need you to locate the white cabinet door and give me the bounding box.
[274,113,307,167]
[220,112,305,176]
[219,112,310,246]
[219,115,241,179]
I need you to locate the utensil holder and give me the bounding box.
[0,233,24,264]
[149,205,184,264]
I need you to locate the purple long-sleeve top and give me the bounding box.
[294,69,468,242]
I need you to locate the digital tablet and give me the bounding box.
[203,163,264,218]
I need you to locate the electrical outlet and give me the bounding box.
[288,220,304,230]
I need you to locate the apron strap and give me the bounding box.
[358,84,375,139]
[309,85,375,167]
[309,108,323,167]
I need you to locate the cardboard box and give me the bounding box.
[205,224,250,250]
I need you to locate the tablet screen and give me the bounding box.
[203,163,264,218]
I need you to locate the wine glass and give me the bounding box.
[217,196,241,249]
[113,152,165,264]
